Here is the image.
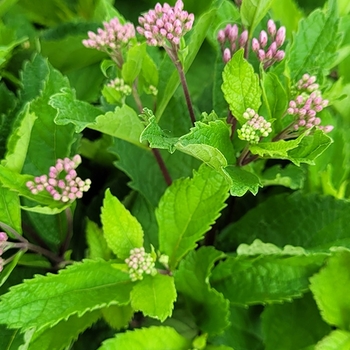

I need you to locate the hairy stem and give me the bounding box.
[152,148,172,186]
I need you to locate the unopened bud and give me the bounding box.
[252,38,260,52]
[259,30,268,47]
[223,48,231,63]
[267,19,276,37]
[276,26,286,47]
[239,30,248,47]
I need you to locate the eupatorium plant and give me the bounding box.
[0,0,349,349]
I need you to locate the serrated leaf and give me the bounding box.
[260,71,288,123]
[98,326,192,350]
[101,304,133,330]
[175,247,230,335]
[0,186,21,234]
[211,241,326,306]
[261,293,330,350]
[315,330,350,350]
[101,189,144,259]
[241,0,274,36]
[22,55,75,176]
[310,249,350,330]
[222,49,261,124]
[0,260,132,331]
[217,192,350,252]
[131,274,176,322]
[157,165,229,269]
[28,311,100,350]
[223,165,262,196]
[287,129,333,165]
[86,219,112,260]
[287,5,340,81]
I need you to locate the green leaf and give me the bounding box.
[86,219,112,260]
[0,186,21,234]
[217,192,350,252]
[310,249,350,330]
[2,105,37,173]
[0,325,34,350]
[260,71,288,123]
[122,43,146,84]
[287,129,333,165]
[28,311,100,350]
[131,274,176,322]
[22,55,76,176]
[157,165,229,269]
[260,164,305,189]
[315,330,350,350]
[223,165,262,196]
[98,326,192,350]
[241,0,274,36]
[50,87,101,133]
[51,89,145,147]
[261,293,330,350]
[0,260,132,331]
[101,304,134,330]
[287,4,341,82]
[0,251,24,288]
[101,189,144,259]
[222,49,261,124]
[175,247,230,335]
[211,240,326,306]
[156,6,217,120]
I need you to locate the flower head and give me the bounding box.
[288,75,332,132]
[137,0,194,47]
[82,18,135,52]
[107,78,132,96]
[238,108,272,144]
[125,247,156,281]
[26,155,91,203]
[252,19,286,70]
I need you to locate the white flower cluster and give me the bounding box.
[125,247,156,281]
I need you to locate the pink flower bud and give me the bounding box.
[223,48,231,63]
[252,38,260,52]
[276,26,286,47]
[258,49,265,61]
[268,42,277,56]
[239,30,248,47]
[0,232,8,241]
[267,19,276,37]
[259,30,268,47]
[217,29,225,44]
[275,50,285,61]
[228,24,239,43]
[323,125,334,133]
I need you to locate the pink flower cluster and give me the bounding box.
[238,108,272,144]
[217,24,248,63]
[252,19,285,69]
[82,18,135,52]
[125,247,156,281]
[287,74,332,132]
[0,232,8,272]
[26,155,91,203]
[137,0,194,47]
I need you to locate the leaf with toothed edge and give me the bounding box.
[0,259,133,331]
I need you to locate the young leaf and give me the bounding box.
[0,260,132,331]
[310,249,350,330]
[223,165,262,196]
[130,274,176,322]
[28,311,100,350]
[222,49,261,124]
[157,165,229,269]
[287,3,340,82]
[98,326,192,350]
[175,247,230,335]
[211,240,326,306]
[86,219,112,260]
[315,330,350,349]
[101,304,134,330]
[122,43,146,84]
[217,192,350,252]
[241,0,274,36]
[261,293,330,350]
[101,189,144,259]
[0,186,21,234]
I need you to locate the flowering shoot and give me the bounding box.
[125,247,157,281]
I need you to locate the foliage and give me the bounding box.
[0,0,349,349]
